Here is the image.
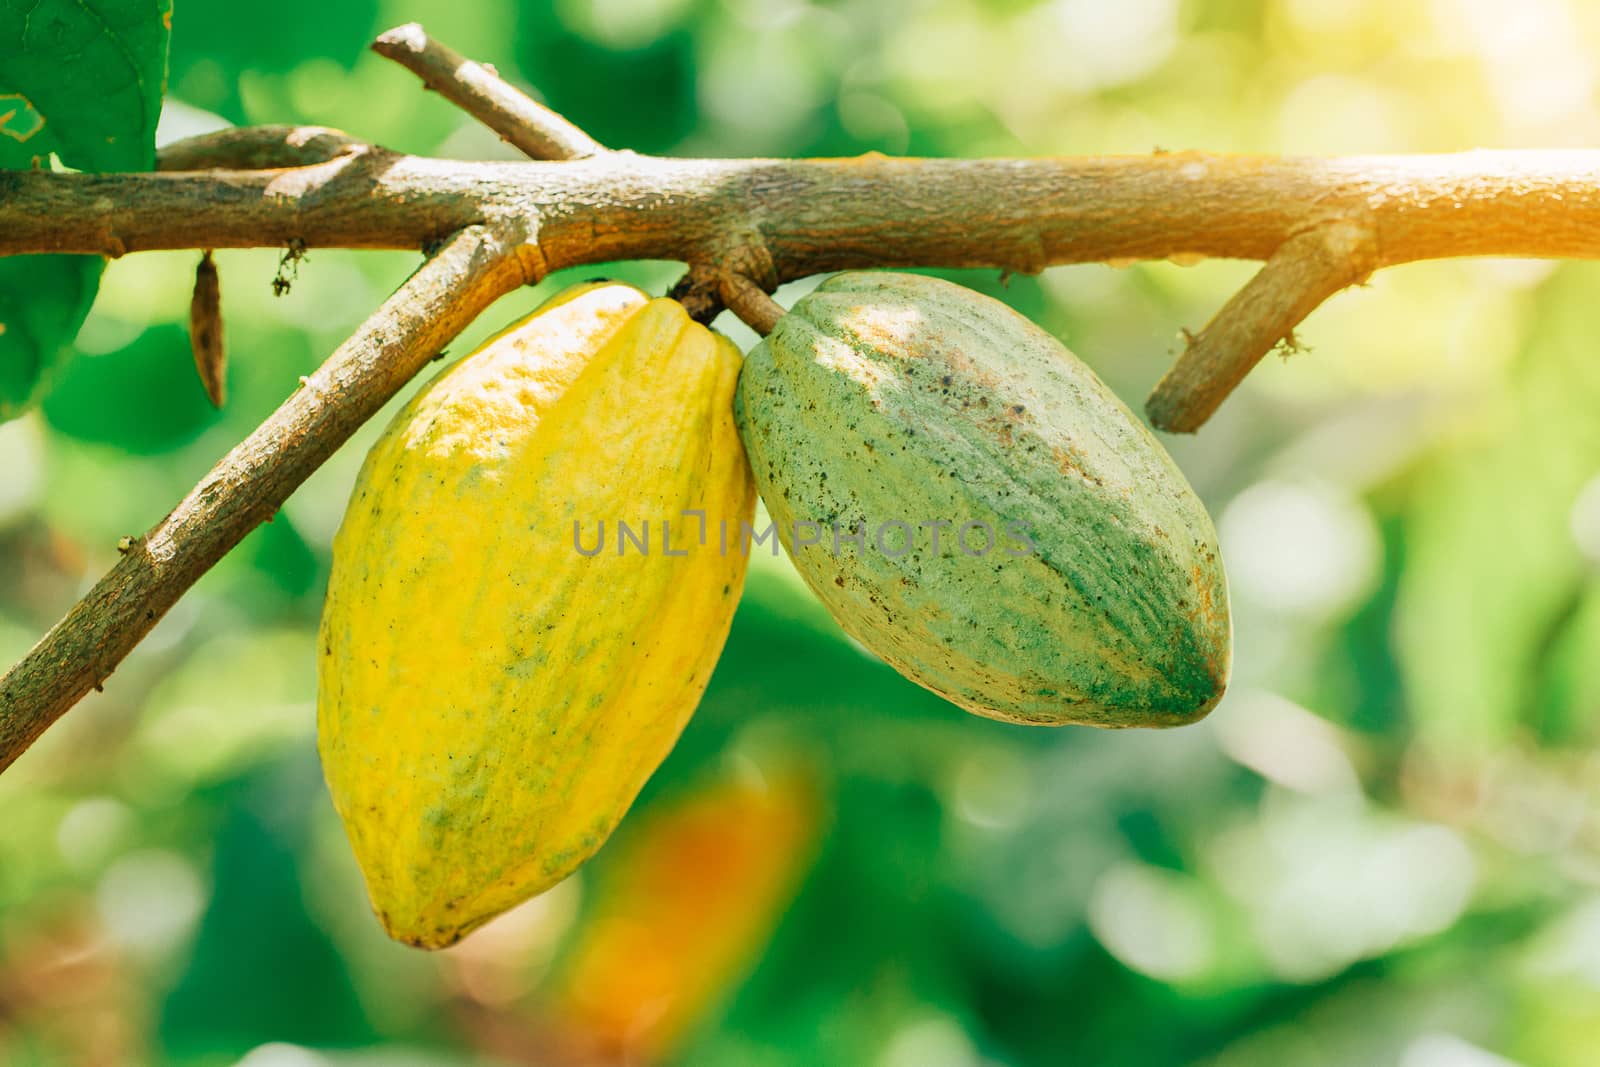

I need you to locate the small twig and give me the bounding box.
[0,224,532,772]
[372,23,607,162]
[667,264,725,325]
[670,240,778,325]
[189,251,226,407]
[1145,221,1377,433]
[719,273,786,335]
[158,125,368,171]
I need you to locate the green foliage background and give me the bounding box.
[4,1,1600,1064]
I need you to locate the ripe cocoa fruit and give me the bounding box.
[318,282,755,949]
[733,271,1230,727]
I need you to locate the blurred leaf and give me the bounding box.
[0,0,171,171]
[1528,582,1600,746]
[41,322,221,453]
[159,758,376,1059]
[1397,268,1600,751]
[166,0,377,121]
[242,510,324,602]
[546,761,823,1063]
[689,771,978,1065]
[1315,510,1409,737]
[0,255,101,419]
[515,10,698,153]
[134,628,316,787]
[0,0,171,418]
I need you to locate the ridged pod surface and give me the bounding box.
[318,282,755,948]
[734,272,1230,727]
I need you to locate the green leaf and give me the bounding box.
[159,759,377,1059]
[515,8,699,154]
[0,0,172,171]
[166,0,376,123]
[0,0,173,418]
[41,322,219,453]
[1396,267,1600,751]
[0,254,101,418]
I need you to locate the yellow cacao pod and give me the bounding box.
[317,282,756,949]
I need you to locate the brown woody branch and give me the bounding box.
[719,272,786,335]
[157,125,370,171]
[6,151,1600,273]
[8,148,1597,420]
[1146,221,1379,432]
[372,23,607,161]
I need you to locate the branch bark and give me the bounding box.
[1146,221,1378,432]
[372,23,607,161]
[719,272,786,335]
[6,150,1600,273]
[0,224,533,771]
[157,125,370,171]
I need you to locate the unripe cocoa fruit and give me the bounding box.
[733,271,1229,727]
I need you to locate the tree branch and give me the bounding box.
[25,144,1586,427]
[0,154,471,256]
[372,23,607,161]
[11,151,1595,420]
[157,125,370,171]
[1146,221,1378,432]
[719,272,786,335]
[0,224,533,772]
[6,151,1600,270]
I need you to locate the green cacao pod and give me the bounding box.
[318,282,755,949]
[733,271,1229,727]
